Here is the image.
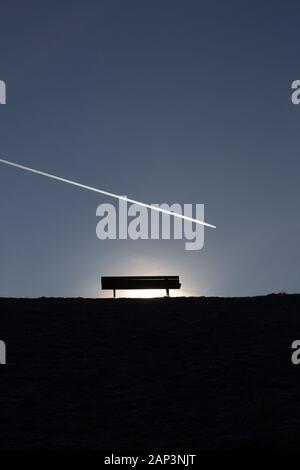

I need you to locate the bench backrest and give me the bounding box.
[101,276,181,290]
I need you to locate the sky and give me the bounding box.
[0,0,299,297]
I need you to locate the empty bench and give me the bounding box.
[101,276,181,298]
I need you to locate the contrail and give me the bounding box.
[0,158,216,229]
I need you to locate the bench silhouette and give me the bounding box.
[101,276,181,298]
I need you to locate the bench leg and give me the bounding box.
[166,288,170,297]
[113,289,116,298]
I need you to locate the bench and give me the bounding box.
[101,276,181,298]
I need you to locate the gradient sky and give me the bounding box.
[0,0,299,297]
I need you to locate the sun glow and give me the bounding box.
[122,289,169,298]
[119,289,187,299]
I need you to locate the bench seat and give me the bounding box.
[101,276,181,298]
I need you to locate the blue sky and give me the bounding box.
[0,0,299,297]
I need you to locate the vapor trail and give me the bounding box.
[0,158,216,229]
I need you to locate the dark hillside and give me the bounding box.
[0,295,299,449]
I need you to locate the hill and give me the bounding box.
[0,294,299,449]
